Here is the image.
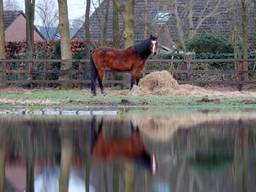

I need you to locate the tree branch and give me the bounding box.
[196,0,222,30]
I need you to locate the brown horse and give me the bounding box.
[90,35,158,95]
[90,117,156,174]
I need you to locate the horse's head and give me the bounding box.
[150,34,158,55]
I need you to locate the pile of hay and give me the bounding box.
[129,70,209,96]
[130,111,256,141]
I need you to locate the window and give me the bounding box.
[153,12,171,24]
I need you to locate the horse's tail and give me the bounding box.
[90,52,98,80]
[90,51,98,95]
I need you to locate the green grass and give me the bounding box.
[1,89,256,110]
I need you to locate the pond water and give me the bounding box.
[0,109,256,192]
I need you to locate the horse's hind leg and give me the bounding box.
[97,69,106,95]
[97,77,105,95]
[91,75,97,96]
[136,78,140,85]
[90,60,97,96]
[131,69,142,89]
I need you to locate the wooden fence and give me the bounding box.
[0,58,256,90]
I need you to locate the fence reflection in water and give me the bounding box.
[0,111,255,191]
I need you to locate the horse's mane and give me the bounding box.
[133,38,152,57]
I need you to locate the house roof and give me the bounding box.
[73,0,256,48]
[3,10,45,41]
[73,0,170,42]
[3,10,23,30]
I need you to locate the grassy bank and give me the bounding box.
[0,89,256,110]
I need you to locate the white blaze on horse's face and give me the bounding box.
[151,40,157,55]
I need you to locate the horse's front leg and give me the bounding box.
[131,68,142,89]
[136,77,141,85]
[130,75,135,90]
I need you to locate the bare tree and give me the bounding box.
[231,0,250,82]
[85,0,91,58]
[113,0,135,47]
[240,0,249,80]
[3,0,21,10]
[168,0,232,50]
[36,0,59,40]
[25,0,35,59]
[0,0,5,87]
[187,0,225,39]
[57,0,72,88]
[172,0,186,50]
[102,0,110,45]
[144,0,148,38]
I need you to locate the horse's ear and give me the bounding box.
[150,34,158,40]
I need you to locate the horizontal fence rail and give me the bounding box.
[0,58,256,90]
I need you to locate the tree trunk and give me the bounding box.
[0,0,5,87]
[25,0,35,86]
[240,0,249,80]
[25,0,35,59]
[173,0,186,50]
[113,0,135,47]
[112,0,120,48]
[85,0,91,58]
[58,0,73,88]
[123,0,134,47]
[111,0,121,81]
[231,0,242,81]
[187,0,195,40]
[102,0,110,46]
[144,0,148,38]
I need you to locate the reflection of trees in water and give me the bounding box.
[232,121,249,192]
[0,116,255,191]
[163,120,253,192]
[26,124,35,192]
[59,123,73,192]
[0,128,6,192]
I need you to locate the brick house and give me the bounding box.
[4,10,44,42]
[74,0,256,49]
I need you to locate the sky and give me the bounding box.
[13,0,97,25]
[67,1,86,20]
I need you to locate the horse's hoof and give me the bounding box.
[102,92,107,96]
[91,92,97,97]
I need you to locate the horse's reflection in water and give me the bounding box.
[90,116,156,174]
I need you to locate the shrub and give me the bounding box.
[186,33,233,54]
